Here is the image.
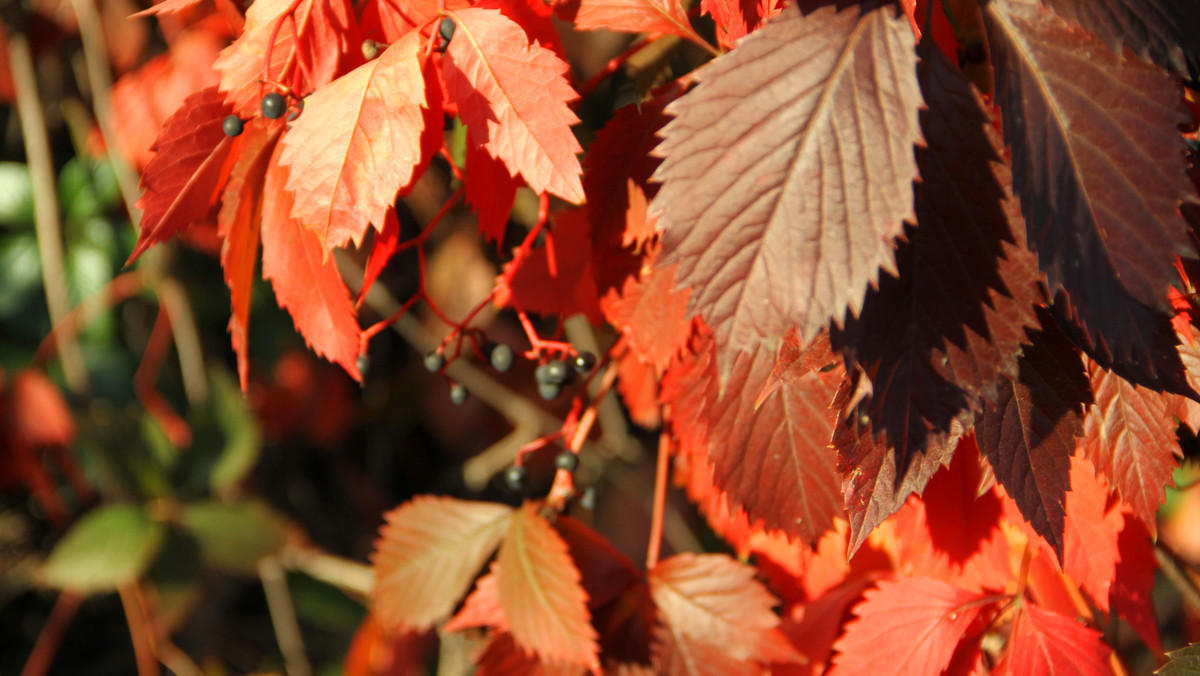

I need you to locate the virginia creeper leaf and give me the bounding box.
[1080,357,1181,534]
[556,0,697,41]
[649,553,799,668]
[652,0,923,381]
[218,121,280,391]
[445,565,508,632]
[1113,515,1161,654]
[131,86,238,262]
[1157,642,1200,675]
[993,604,1111,676]
[442,7,584,204]
[42,504,166,593]
[497,502,599,668]
[215,0,361,118]
[601,243,693,376]
[832,38,1041,464]
[701,0,776,49]
[983,0,1198,391]
[260,146,362,380]
[279,31,431,250]
[1037,0,1200,72]
[976,311,1091,559]
[500,209,604,324]
[475,632,589,676]
[180,499,289,575]
[1061,455,1123,616]
[467,138,520,244]
[371,496,513,631]
[829,577,990,676]
[358,208,401,307]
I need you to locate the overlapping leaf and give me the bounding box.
[467,140,520,244]
[1157,642,1200,675]
[1061,456,1123,616]
[217,122,280,390]
[279,32,432,250]
[497,502,599,668]
[260,146,363,380]
[649,553,798,669]
[1038,0,1200,72]
[131,86,239,262]
[500,209,604,324]
[975,312,1091,558]
[1080,357,1181,533]
[442,7,584,203]
[829,577,989,676]
[993,604,1111,676]
[983,0,1197,392]
[832,39,1041,464]
[371,496,513,631]
[652,0,923,381]
[556,0,697,41]
[662,330,844,544]
[1113,515,1161,653]
[601,244,693,376]
[215,0,360,118]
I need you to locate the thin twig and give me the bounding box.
[118,584,161,676]
[157,277,209,406]
[646,432,670,570]
[259,556,312,676]
[9,31,87,391]
[282,545,374,599]
[20,590,82,676]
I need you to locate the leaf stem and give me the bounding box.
[117,584,161,676]
[646,432,671,570]
[259,556,312,676]
[19,591,82,676]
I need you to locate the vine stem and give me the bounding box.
[19,591,82,676]
[260,556,312,676]
[645,432,670,570]
[544,363,620,509]
[117,584,161,676]
[9,30,87,391]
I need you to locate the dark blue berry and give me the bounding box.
[261,92,287,120]
[222,115,244,137]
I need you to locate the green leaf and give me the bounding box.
[0,162,34,228]
[42,504,166,593]
[1158,642,1200,675]
[207,368,261,491]
[145,528,204,629]
[180,499,289,575]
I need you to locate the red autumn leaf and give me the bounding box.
[371,496,513,631]
[130,86,239,262]
[701,0,778,50]
[1061,455,1123,617]
[983,0,1198,394]
[358,208,401,307]
[1037,0,1200,72]
[497,502,599,668]
[445,565,508,633]
[442,7,584,204]
[217,121,280,391]
[475,632,589,676]
[831,38,1042,463]
[975,310,1091,558]
[215,0,361,118]
[652,1,922,382]
[662,329,844,545]
[614,342,662,428]
[279,31,432,250]
[500,209,604,325]
[774,577,875,676]
[1080,356,1181,534]
[892,438,1011,594]
[829,577,991,676]
[467,139,520,245]
[131,0,208,17]
[601,243,693,376]
[1112,514,1161,654]
[259,145,363,380]
[993,603,1111,676]
[583,92,673,251]
[6,369,76,448]
[555,0,697,41]
[650,553,799,671]
[343,614,431,676]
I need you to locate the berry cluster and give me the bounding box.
[534,352,595,400]
[221,91,298,138]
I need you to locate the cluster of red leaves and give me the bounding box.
[124,0,1200,669]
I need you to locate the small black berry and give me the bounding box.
[449,382,468,405]
[261,92,287,120]
[490,343,515,372]
[222,115,244,137]
[438,17,456,43]
[572,351,596,374]
[544,359,569,385]
[505,465,527,491]
[424,351,445,372]
[554,451,578,472]
[538,381,561,400]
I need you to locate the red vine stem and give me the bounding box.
[135,307,192,448]
[19,591,82,676]
[261,0,306,89]
[545,363,619,508]
[645,432,671,570]
[118,584,161,676]
[33,270,145,365]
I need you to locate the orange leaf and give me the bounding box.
[445,565,508,633]
[993,604,1111,676]
[279,31,432,249]
[218,121,280,391]
[371,496,513,631]
[556,0,697,40]
[497,502,599,668]
[442,7,584,203]
[649,553,799,668]
[260,144,363,380]
[829,578,990,676]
